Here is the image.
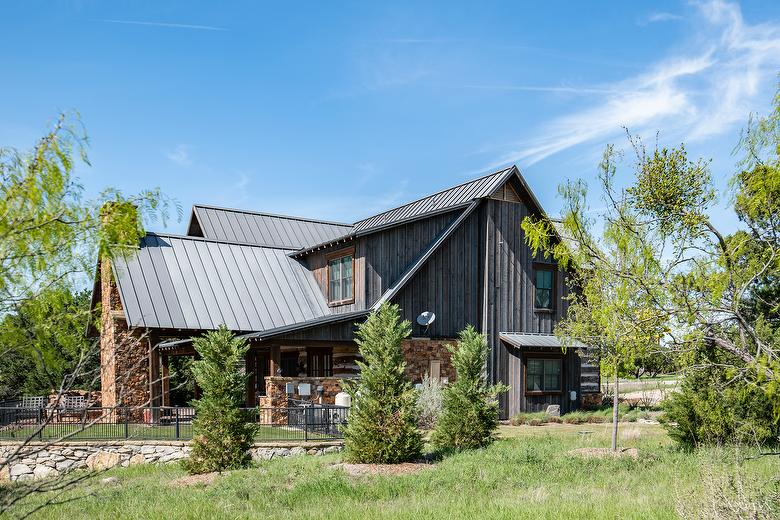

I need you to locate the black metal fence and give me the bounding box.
[0,405,348,442]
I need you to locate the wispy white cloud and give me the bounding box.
[640,12,685,25]
[99,19,228,31]
[488,0,780,167]
[166,144,192,166]
[463,84,621,95]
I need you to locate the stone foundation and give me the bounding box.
[401,338,457,384]
[0,441,343,482]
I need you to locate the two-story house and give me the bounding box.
[91,165,600,419]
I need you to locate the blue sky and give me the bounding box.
[2,0,779,234]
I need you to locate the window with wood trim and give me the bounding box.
[534,266,555,310]
[526,358,561,393]
[307,348,333,377]
[327,249,354,304]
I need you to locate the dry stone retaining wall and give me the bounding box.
[0,441,342,482]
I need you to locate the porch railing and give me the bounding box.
[0,405,348,442]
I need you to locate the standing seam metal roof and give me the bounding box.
[112,233,331,331]
[192,205,353,249]
[352,166,514,233]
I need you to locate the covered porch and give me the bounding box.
[154,339,361,410]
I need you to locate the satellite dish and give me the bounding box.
[417,311,436,327]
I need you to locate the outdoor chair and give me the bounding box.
[17,396,46,423]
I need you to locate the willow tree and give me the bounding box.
[523,85,780,447]
[0,114,176,516]
[523,149,668,451]
[0,112,175,313]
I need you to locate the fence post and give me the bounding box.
[303,406,308,442]
[37,408,43,441]
[124,407,129,439]
[175,407,180,440]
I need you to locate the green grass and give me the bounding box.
[5,424,778,519]
[0,424,333,442]
[510,404,657,426]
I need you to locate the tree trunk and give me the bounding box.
[611,370,619,452]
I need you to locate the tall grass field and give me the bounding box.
[4,424,778,519]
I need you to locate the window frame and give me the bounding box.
[524,354,563,395]
[533,262,557,312]
[326,247,355,306]
[306,347,334,378]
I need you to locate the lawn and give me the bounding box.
[5,423,778,519]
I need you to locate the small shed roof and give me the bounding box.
[111,233,331,332]
[499,332,589,350]
[189,205,353,249]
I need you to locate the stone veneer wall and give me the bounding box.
[100,258,151,411]
[401,338,457,384]
[0,441,342,482]
[261,377,348,409]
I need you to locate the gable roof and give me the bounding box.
[99,163,557,342]
[292,165,525,257]
[353,166,515,233]
[188,205,353,249]
[111,233,331,332]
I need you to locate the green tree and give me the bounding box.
[432,326,508,452]
[341,303,423,464]
[0,287,96,400]
[0,113,176,314]
[522,84,780,447]
[522,146,668,451]
[184,326,257,474]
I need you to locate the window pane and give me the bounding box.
[535,288,551,309]
[544,359,561,375]
[526,374,543,392]
[536,269,552,289]
[527,358,543,376]
[330,280,341,301]
[342,256,352,277]
[544,374,560,391]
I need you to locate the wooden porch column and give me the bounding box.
[245,350,255,407]
[161,354,170,407]
[149,336,161,408]
[270,345,281,377]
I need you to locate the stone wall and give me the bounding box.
[401,338,457,384]
[0,441,343,482]
[261,377,349,409]
[99,258,151,412]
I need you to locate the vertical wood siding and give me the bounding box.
[390,209,482,337]
[482,197,573,418]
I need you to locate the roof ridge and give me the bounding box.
[192,204,353,227]
[145,232,297,251]
[353,165,514,225]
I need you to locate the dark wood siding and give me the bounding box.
[303,210,459,314]
[391,209,482,337]
[481,197,573,418]
[504,346,582,414]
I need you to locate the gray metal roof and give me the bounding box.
[191,205,353,249]
[292,166,518,257]
[352,166,515,233]
[499,332,589,350]
[112,233,331,331]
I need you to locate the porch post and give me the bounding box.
[246,349,255,407]
[161,354,170,407]
[270,345,281,377]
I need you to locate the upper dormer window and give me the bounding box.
[534,265,555,310]
[327,248,354,305]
